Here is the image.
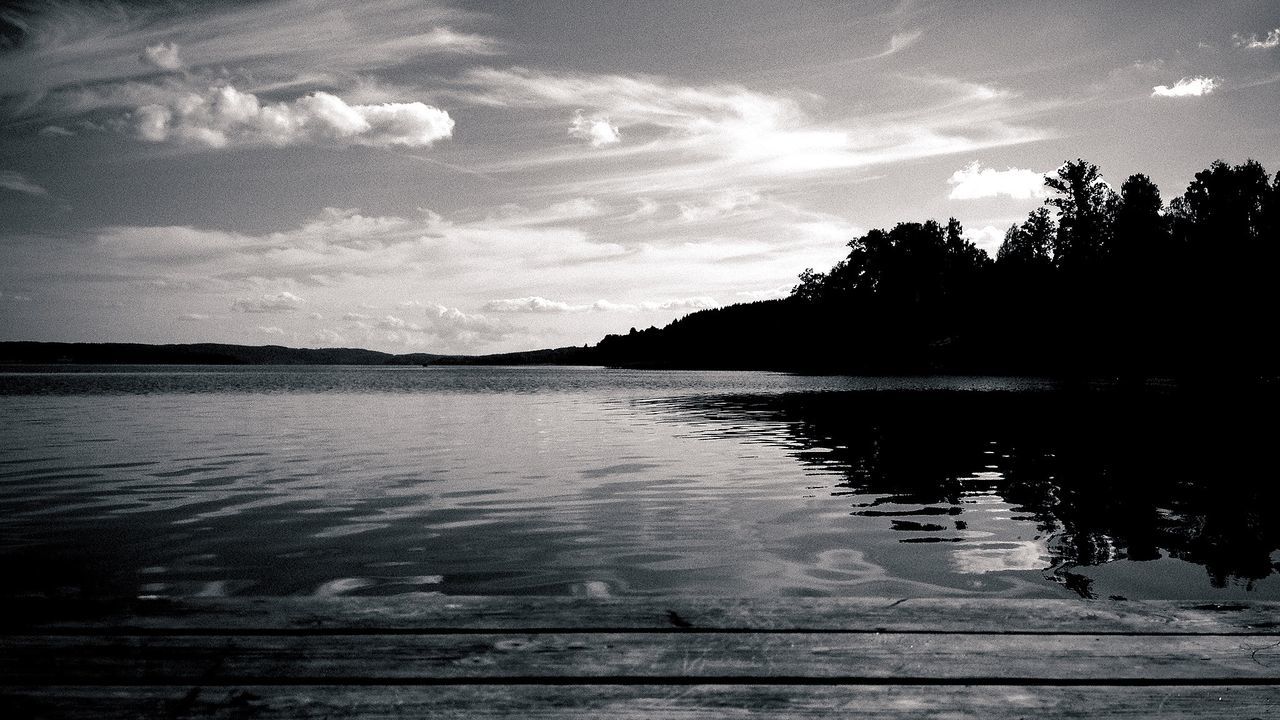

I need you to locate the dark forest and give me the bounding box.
[598,158,1280,377]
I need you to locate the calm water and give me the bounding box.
[1,365,1276,601]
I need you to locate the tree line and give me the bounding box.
[598,158,1280,377]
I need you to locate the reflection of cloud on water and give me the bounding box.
[939,489,1051,575]
[765,548,1048,597]
[952,539,1051,574]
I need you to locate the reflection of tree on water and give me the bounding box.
[670,389,1280,597]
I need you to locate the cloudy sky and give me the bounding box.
[1,1,1278,353]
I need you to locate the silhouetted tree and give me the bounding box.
[1166,160,1278,374]
[1264,171,1280,244]
[791,268,827,303]
[997,207,1055,268]
[1103,174,1172,376]
[1112,174,1167,267]
[1045,159,1118,272]
[1177,160,1271,249]
[598,157,1277,378]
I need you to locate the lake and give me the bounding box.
[1,365,1276,601]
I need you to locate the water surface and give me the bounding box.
[2,365,1275,600]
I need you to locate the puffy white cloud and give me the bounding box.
[375,314,416,330]
[587,299,630,312]
[1234,28,1280,50]
[141,42,182,71]
[131,84,454,148]
[1151,76,1219,97]
[0,171,49,196]
[339,302,517,349]
[257,325,286,335]
[568,111,620,147]
[177,313,210,321]
[947,161,1047,200]
[39,125,75,137]
[484,296,580,313]
[232,291,304,313]
[380,303,518,349]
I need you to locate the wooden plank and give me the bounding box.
[7,596,1279,635]
[4,631,1279,684]
[4,684,1278,719]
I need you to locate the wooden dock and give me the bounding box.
[3,595,1278,718]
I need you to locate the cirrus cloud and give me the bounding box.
[0,171,50,197]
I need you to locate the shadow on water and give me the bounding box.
[653,386,1280,598]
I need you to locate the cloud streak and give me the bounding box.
[873,30,922,59]
[0,171,49,196]
[0,0,498,104]
[462,67,1049,194]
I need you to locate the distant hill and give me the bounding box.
[429,345,600,366]
[0,342,444,366]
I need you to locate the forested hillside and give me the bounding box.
[598,159,1280,377]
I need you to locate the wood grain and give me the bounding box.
[5,596,1278,718]
[4,631,1279,684]
[7,596,1278,635]
[4,684,1278,719]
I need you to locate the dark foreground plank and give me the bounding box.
[4,597,1278,719]
[8,596,1279,635]
[4,631,1279,684]
[4,684,1278,719]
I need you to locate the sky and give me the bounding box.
[1,0,1278,354]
